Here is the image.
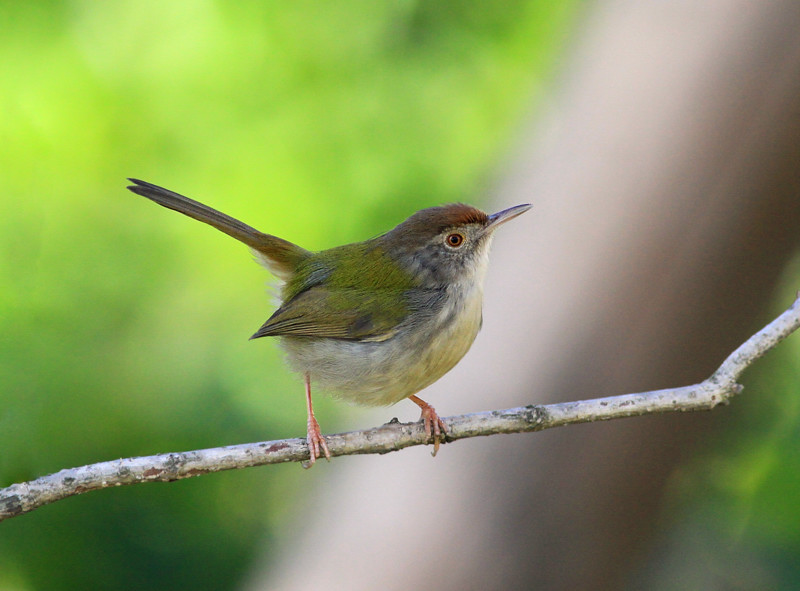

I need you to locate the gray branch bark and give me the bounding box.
[2,295,798,523]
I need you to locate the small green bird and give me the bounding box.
[127,179,530,464]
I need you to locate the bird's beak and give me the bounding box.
[487,203,532,230]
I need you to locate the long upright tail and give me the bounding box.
[127,179,309,279]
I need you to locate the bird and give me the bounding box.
[127,178,531,464]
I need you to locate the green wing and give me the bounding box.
[251,239,429,342]
[250,286,410,342]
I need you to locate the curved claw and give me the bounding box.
[409,395,448,456]
[305,414,331,467]
[303,373,330,468]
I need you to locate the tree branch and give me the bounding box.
[2,295,799,522]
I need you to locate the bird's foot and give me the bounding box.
[410,395,448,456]
[304,414,331,468]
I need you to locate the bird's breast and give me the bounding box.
[279,281,485,406]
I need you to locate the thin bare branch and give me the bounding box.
[2,295,799,522]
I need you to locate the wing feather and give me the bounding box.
[250,286,407,342]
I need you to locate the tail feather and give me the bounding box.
[127,179,308,279]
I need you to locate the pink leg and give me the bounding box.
[409,394,448,456]
[305,373,330,465]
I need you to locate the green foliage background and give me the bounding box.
[0,2,577,589]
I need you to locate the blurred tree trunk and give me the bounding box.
[246,1,800,589]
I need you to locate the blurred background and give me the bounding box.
[2,1,800,590]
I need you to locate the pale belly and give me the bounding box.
[279,289,483,406]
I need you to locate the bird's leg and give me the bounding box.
[304,373,330,466]
[409,394,447,456]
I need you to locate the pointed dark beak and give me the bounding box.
[487,203,532,230]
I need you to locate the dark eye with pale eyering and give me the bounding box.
[445,232,465,248]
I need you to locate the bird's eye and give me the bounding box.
[445,232,465,248]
